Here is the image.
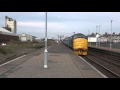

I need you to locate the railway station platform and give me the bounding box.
[0,43,106,78]
[89,45,120,54]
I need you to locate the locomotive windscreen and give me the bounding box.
[73,34,87,39]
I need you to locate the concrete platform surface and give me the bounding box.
[0,43,106,78]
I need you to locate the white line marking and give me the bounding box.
[79,56,108,78]
[0,55,26,67]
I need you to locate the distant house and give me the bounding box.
[35,38,42,42]
[108,35,120,43]
[97,37,108,42]
[19,33,36,42]
[96,33,100,38]
[88,33,100,42]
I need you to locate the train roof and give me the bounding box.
[71,33,85,37]
[70,33,87,39]
[63,33,87,40]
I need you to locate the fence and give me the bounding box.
[89,42,120,49]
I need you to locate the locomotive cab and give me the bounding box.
[72,33,88,55]
[63,33,88,56]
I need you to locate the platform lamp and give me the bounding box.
[110,20,113,49]
[96,26,98,47]
[73,32,75,35]
[44,12,48,69]
[99,25,101,47]
[88,30,91,46]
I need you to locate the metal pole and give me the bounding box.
[57,35,59,41]
[63,35,64,39]
[96,26,98,34]
[96,26,98,47]
[110,20,113,49]
[99,25,100,34]
[99,25,101,47]
[88,30,91,46]
[44,12,48,68]
[60,36,61,43]
[73,32,75,35]
[60,35,64,42]
[57,35,59,45]
[90,30,91,46]
[88,30,89,45]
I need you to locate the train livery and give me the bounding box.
[63,33,88,55]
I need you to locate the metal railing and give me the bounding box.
[89,42,120,49]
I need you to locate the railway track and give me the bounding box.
[82,48,120,78]
[89,47,120,62]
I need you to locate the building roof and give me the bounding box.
[0,27,18,36]
[0,27,12,33]
[19,33,37,38]
[112,35,120,36]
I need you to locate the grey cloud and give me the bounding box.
[1,12,120,38]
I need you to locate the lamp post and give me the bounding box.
[60,36,61,43]
[90,30,91,46]
[44,12,48,68]
[57,35,60,45]
[60,35,64,41]
[88,30,91,46]
[73,32,75,35]
[96,26,98,34]
[57,35,59,41]
[96,26,98,47]
[58,35,64,43]
[99,25,101,47]
[99,25,101,34]
[110,20,113,49]
[62,35,64,39]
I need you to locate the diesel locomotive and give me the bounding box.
[63,33,88,55]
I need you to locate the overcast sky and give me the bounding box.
[0,12,120,39]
